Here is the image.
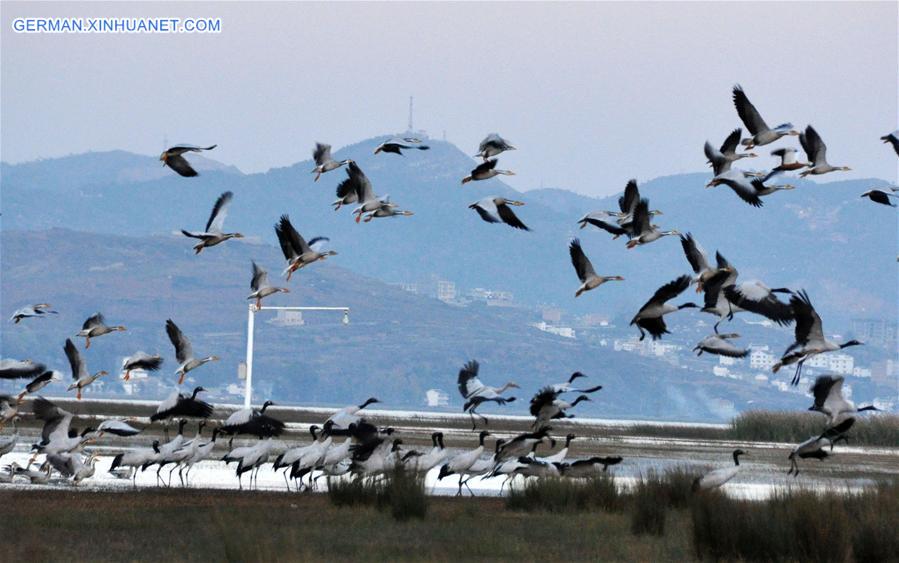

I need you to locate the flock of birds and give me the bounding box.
[0,84,894,494]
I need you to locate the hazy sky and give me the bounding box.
[2,1,897,196]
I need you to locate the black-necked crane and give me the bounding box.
[569,238,623,297]
[704,128,757,176]
[326,397,380,431]
[457,360,518,429]
[476,133,515,160]
[247,261,289,310]
[772,291,863,386]
[150,386,214,423]
[626,199,679,248]
[437,431,491,496]
[461,158,515,184]
[144,419,188,487]
[96,419,142,437]
[881,130,899,156]
[311,142,350,182]
[692,449,747,491]
[180,191,243,254]
[76,312,125,349]
[109,440,160,485]
[700,266,792,333]
[404,432,448,473]
[693,333,748,358]
[181,427,220,486]
[787,435,846,477]
[160,144,216,177]
[496,427,550,461]
[121,352,163,381]
[275,214,336,280]
[808,375,879,442]
[469,197,530,230]
[540,433,576,465]
[861,188,898,207]
[559,456,623,478]
[630,275,697,340]
[64,338,107,400]
[530,387,591,429]
[548,372,602,394]
[235,438,275,490]
[221,400,286,442]
[165,319,219,385]
[731,85,798,149]
[9,303,57,324]
[797,125,850,177]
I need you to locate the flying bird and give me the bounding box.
[626,198,679,248]
[798,125,850,177]
[248,261,289,309]
[630,275,697,340]
[468,197,530,230]
[221,400,286,439]
[568,238,623,297]
[311,143,350,182]
[880,130,899,156]
[121,352,163,381]
[461,159,515,184]
[762,147,808,181]
[160,144,217,177]
[475,133,516,160]
[181,191,243,253]
[374,138,430,155]
[860,188,898,207]
[693,333,748,358]
[64,338,107,400]
[731,85,798,149]
[274,215,336,281]
[359,201,414,222]
[772,291,862,386]
[576,212,630,238]
[704,128,757,176]
[0,359,47,380]
[165,319,219,385]
[808,375,878,442]
[150,387,214,422]
[456,360,518,429]
[9,304,57,324]
[706,169,794,207]
[17,370,61,403]
[529,387,592,430]
[334,162,393,222]
[76,312,125,349]
[679,233,729,293]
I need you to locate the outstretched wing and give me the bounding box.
[719,128,743,155]
[82,313,104,331]
[680,233,709,274]
[205,191,233,233]
[165,319,193,364]
[457,360,484,399]
[64,339,87,380]
[800,125,826,167]
[629,199,652,237]
[472,159,499,175]
[313,143,332,166]
[619,179,640,214]
[166,154,199,177]
[569,238,596,282]
[496,202,530,231]
[732,85,768,135]
[471,200,500,224]
[648,275,692,307]
[250,261,269,292]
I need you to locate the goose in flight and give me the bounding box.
[311,143,350,182]
[693,333,748,358]
[17,370,61,403]
[335,162,391,222]
[0,359,47,381]
[475,133,516,160]
[121,352,163,381]
[699,264,793,333]
[626,199,679,248]
[64,338,107,400]
[274,215,336,281]
[568,238,623,297]
[630,275,697,340]
[469,197,530,231]
[576,212,630,238]
[76,312,126,349]
[704,128,757,176]
[165,319,219,385]
[808,376,878,442]
[881,130,899,156]
[604,180,663,226]
[150,386,214,422]
[359,201,414,222]
[692,449,747,491]
[679,233,729,293]
[461,158,515,184]
[798,125,850,177]
[247,261,289,310]
[706,169,794,207]
[160,144,217,177]
[374,138,430,155]
[762,147,808,181]
[860,188,898,207]
[181,191,243,253]
[9,303,57,324]
[772,291,862,386]
[731,85,798,149]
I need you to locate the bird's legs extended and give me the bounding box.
[85,337,91,349]
[77,388,82,401]
[791,360,806,386]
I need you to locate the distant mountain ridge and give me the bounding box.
[2,136,895,327]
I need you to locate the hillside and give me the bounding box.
[0,228,835,422]
[1,138,896,328]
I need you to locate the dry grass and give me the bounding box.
[729,411,899,446]
[506,473,624,513]
[328,467,428,521]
